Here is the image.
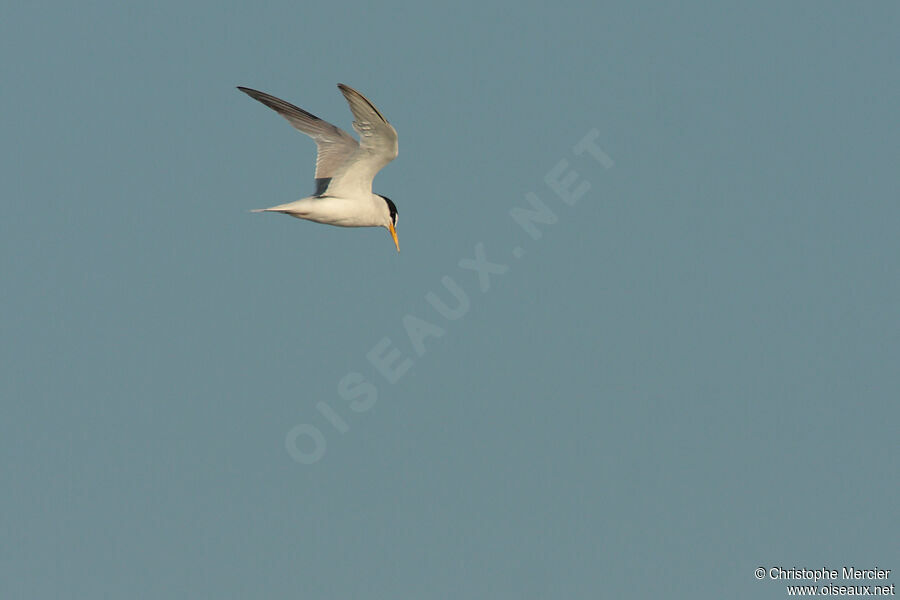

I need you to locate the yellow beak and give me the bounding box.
[388,221,400,252]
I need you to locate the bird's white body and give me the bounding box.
[255,194,388,228]
[238,83,401,250]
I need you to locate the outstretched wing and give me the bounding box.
[324,84,399,198]
[237,86,358,181]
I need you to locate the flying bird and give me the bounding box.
[238,84,400,251]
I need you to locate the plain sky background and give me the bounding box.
[2,2,898,598]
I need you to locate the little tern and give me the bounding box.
[238,84,400,251]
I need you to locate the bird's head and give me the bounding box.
[379,195,399,252]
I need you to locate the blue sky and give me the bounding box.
[1,2,898,598]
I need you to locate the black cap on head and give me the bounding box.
[380,195,398,225]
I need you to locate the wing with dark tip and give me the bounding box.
[237,86,359,180]
[325,84,399,197]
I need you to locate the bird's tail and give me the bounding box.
[250,200,302,214]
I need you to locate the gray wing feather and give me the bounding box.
[237,86,358,180]
[325,84,398,197]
